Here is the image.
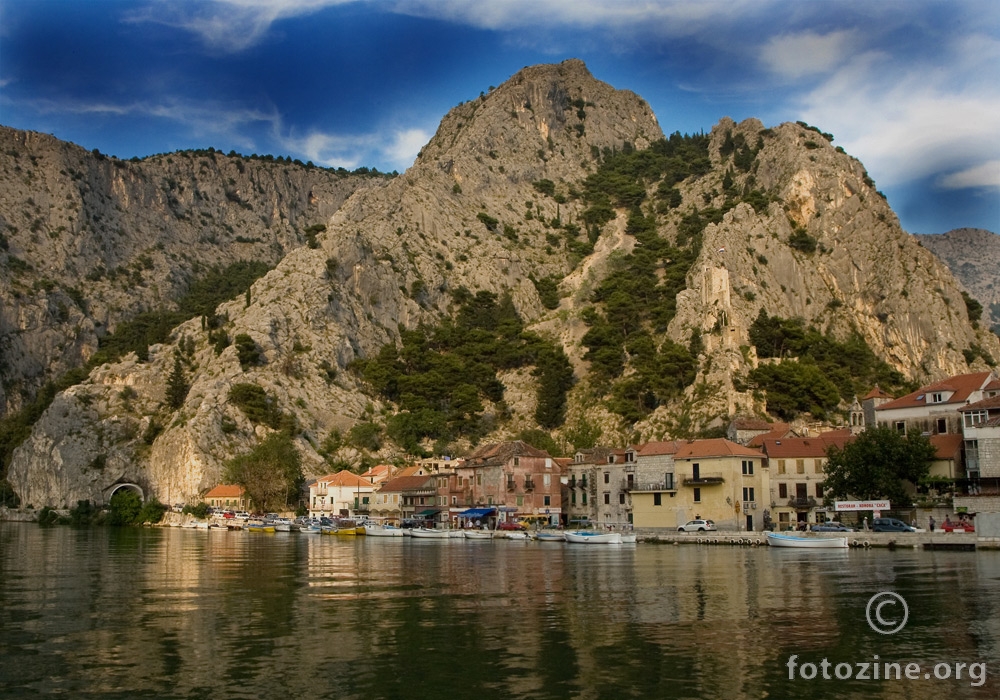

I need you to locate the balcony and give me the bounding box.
[627,480,678,492]
[682,474,725,486]
[507,481,516,492]
[523,479,535,491]
[787,497,817,509]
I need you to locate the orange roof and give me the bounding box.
[747,424,793,447]
[986,378,1000,391]
[960,395,1000,412]
[862,385,894,400]
[760,435,852,459]
[929,434,963,460]
[553,457,573,470]
[378,475,435,492]
[396,465,424,477]
[674,438,765,460]
[637,440,681,457]
[317,470,370,488]
[876,372,992,411]
[205,484,244,499]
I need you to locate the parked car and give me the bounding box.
[222,511,235,519]
[872,517,915,533]
[678,519,717,532]
[497,521,526,531]
[811,521,853,532]
[941,519,975,533]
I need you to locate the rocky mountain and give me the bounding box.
[915,228,1000,334]
[5,59,998,509]
[0,126,381,416]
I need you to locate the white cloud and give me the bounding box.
[384,128,430,167]
[793,36,1000,192]
[126,0,355,52]
[938,161,1000,191]
[760,30,856,79]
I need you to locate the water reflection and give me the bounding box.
[1,524,997,699]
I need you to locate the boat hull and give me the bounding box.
[534,532,565,542]
[463,530,493,540]
[363,525,405,537]
[766,532,848,549]
[565,531,622,544]
[409,528,452,539]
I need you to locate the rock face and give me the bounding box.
[915,229,1000,334]
[0,126,375,416]
[6,59,998,508]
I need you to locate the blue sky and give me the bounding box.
[1,1,998,234]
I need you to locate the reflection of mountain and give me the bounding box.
[2,527,997,699]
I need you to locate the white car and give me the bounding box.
[678,519,717,532]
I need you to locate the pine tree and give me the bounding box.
[166,353,189,410]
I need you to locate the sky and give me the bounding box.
[1,0,998,235]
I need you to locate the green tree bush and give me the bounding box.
[224,432,303,512]
[107,490,143,526]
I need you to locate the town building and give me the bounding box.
[203,484,250,512]
[631,438,767,531]
[458,441,562,526]
[759,433,851,529]
[727,418,790,446]
[308,470,375,518]
[874,371,996,437]
[955,394,1000,513]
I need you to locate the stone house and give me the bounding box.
[631,438,767,531]
[759,433,851,529]
[727,418,790,446]
[457,441,561,526]
[371,474,444,524]
[874,371,996,437]
[955,394,1000,514]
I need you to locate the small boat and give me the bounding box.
[301,524,322,534]
[565,531,622,544]
[409,527,452,539]
[503,531,529,540]
[463,530,493,540]
[619,532,637,544]
[363,524,405,537]
[334,527,359,536]
[246,522,275,533]
[766,532,848,549]
[534,531,565,542]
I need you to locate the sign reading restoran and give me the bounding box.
[834,500,890,511]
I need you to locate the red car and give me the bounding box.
[497,521,526,531]
[941,520,975,533]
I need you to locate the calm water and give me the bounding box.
[1,523,997,699]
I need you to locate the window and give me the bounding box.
[815,483,824,498]
[779,512,790,524]
[513,457,520,466]
[476,474,482,486]
[778,483,788,499]
[664,473,674,489]
[544,474,551,487]
[487,496,494,505]
[965,411,988,428]
[653,493,662,506]
[692,463,700,480]
[895,421,906,434]
[742,487,755,502]
[451,496,457,505]
[604,472,610,484]
[815,459,824,474]
[619,493,626,504]
[936,418,947,434]
[543,496,551,506]
[796,459,805,474]
[693,488,701,503]
[777,460,786,474]
[582,493,587,505]
[742,460,754,475]
[604,492,610,505]
[571,492,577,505]
[516,496,524,506]
[930,392,944,403]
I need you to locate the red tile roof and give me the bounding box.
[862,386,894,400]
[205,484,244,499]
[985,378,1000,391]
[637,440,681,457]
[378,475,435,492]
[674,438,765,460]
[747,424,793,447]
[317,470,370,488]
[875,372,993,411]
[760,435,852,459]
[929,434,963,460]
[464,441,552,466]
[731,418,780,431]
[960,395,1000,412]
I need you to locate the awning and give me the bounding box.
[415,509,441,518]
[459,507,495,518]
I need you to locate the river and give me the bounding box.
[1,523,997,699]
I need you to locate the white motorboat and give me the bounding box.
[409,527,452,539]
[565,531,622,544]
[766,532,848,549]
[463,530,493,540]
[533,531,565,542]
[362,523,405,537]
[503,531,529,540]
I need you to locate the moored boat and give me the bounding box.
[463,530,493,540]
[362,524,405,537]
[533,531,565,542]
[619,532,637,544]
[565,531,622,544]
[409,527,452,539]
[765,532,848,549]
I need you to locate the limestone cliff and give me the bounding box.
[915,228,1000,334]
[6,60,997,508]
[0,126,375,416]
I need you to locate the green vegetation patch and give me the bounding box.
[352,289,573,454]
[745,310,916,419]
